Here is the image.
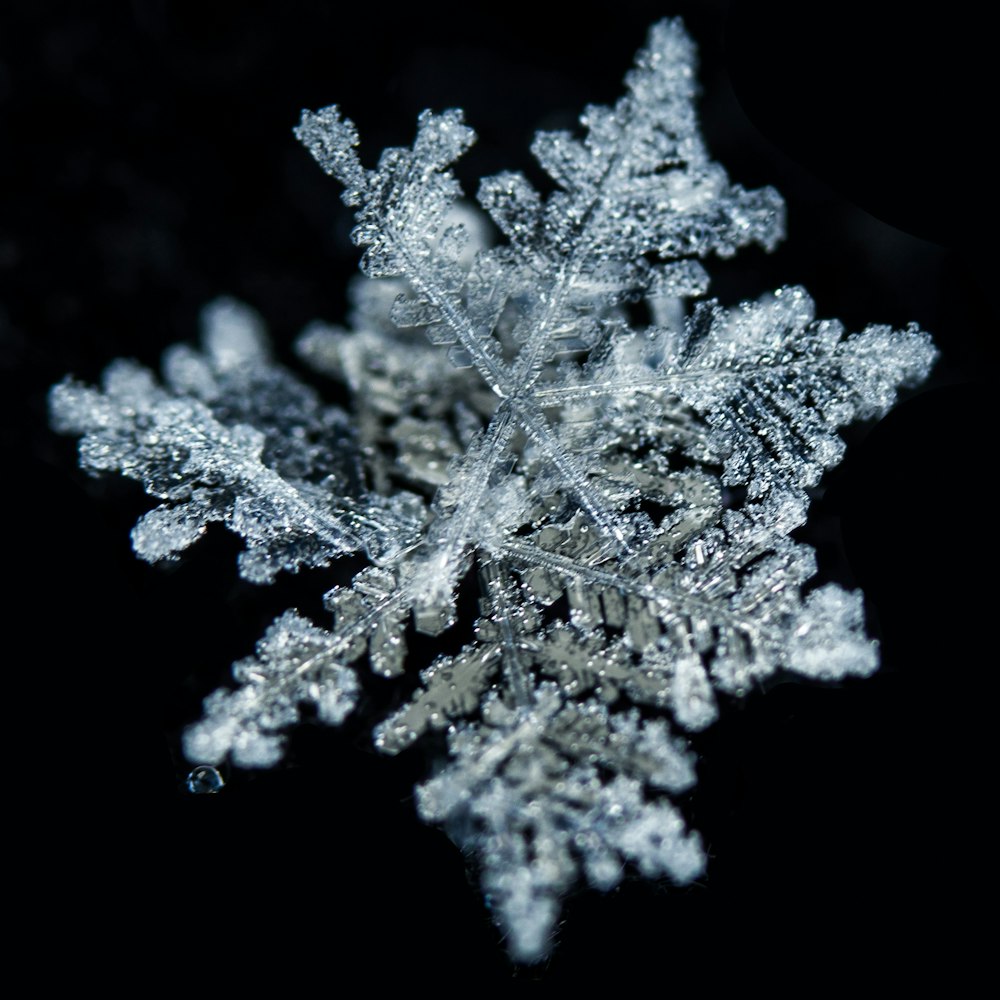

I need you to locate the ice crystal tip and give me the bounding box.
[52,18,934,962]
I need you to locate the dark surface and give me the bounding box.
[5,0,989,982]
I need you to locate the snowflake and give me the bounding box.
[50,19,935,961]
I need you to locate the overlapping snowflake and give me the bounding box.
[51,20,935,960]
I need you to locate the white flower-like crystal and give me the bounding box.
[51,19,935,961]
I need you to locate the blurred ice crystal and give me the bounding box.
[50,19,936,962]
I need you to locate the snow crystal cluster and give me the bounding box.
[51,20,935,961]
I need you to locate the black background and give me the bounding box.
[5,0,991,982]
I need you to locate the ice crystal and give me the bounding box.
[50,19,936,962]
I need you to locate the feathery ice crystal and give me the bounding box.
[50,20,936,961]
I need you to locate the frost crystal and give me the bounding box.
[50,20,936,962]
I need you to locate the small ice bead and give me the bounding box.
[186,765,225,795]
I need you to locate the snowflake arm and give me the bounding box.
[184,610,359,767]
[50,300,425,581]
[416,684,703,962]
[536,286,937,512]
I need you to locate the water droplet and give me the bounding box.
[186,765,224,795]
